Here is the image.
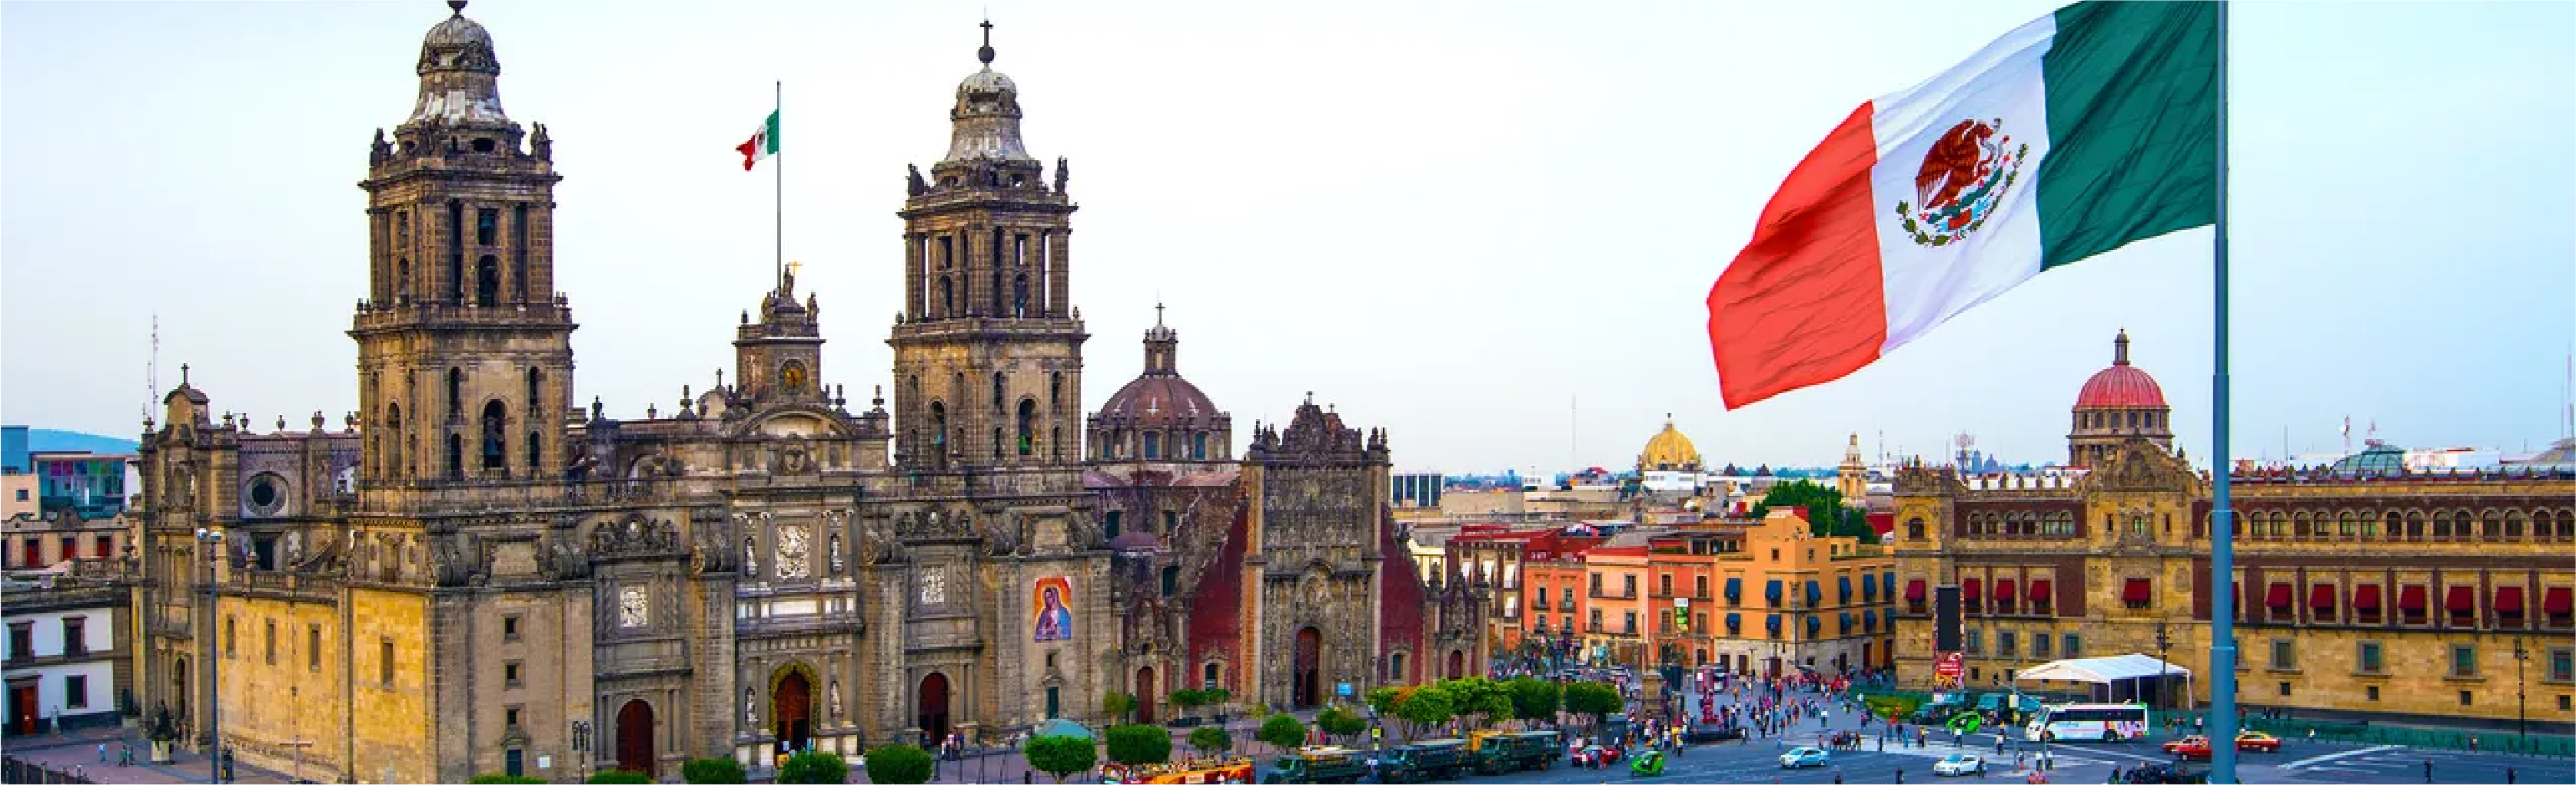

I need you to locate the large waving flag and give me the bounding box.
[1707,2,2216,409]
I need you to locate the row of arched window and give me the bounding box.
[370,367,547,481]
[380,201,534,308]
[2235,507,2576,542]
[2074,409,2166,431]
[911,228,1055,321]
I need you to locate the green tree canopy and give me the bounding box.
[1749,480,1878,544]
[1392,683,1455,731]
[1257,713,1308,750]
[1169,688,1206,717]
[1188,725,1235,754]
[1504,677,1561,722]
[1563,681,1624,725]
[779,750,852,785]
[1105,723,1173,765]
[1023,734,1097,784]
[1315,705,1368,741]
[1364,686,1408,718]
[861,745,931,785]
[682,757,749,784]
[1102,691,1138,723]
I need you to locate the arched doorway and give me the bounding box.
[1291,627,1322,709]
[1447,650,1464,680]
[773,672,812,754]
[1134,667,1156,724]
[615,700,655,777]
[917,673,950,750]
[171,657,189,721]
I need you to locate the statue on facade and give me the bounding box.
[1054,156,1069,192]
[907,164,929,196]
[530,123,552,161]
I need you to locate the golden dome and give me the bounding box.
[1638,414,1702,471]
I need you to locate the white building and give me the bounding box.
[3,574,126,735]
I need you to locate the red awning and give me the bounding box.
[1963,578,1983,600]
[2547,587,2574,614]
[2265,583,2293,608]
[2309,584,2336,609]
[2122,578,2152,603]
[2398,585,2428,611]
[2447,585,2476,613]
[2496,586,2525,616]
[1906,580,1927,600]
[1996,579,2018,601]
[2027,580,2052,600]
[2354,584,2382,610]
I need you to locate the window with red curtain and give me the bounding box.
[2544,587,2573,627]
[1963,578,1983,614]
[1996,579,2018,613]
[2495,586,2524,624]
[2029,580,2053,614]
[2122,578,2152,608]
[2354,584,2383,623]
[2309,584,2338,622]
[2265,583,2295,622]
[1905,580,1927,614]
[2399,585,2429,624]
[2445,586,2477,625]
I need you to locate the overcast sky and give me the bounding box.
[4,2,2569,474]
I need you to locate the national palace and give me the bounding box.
[128,6,1477,782]
[1890,331,2575,728]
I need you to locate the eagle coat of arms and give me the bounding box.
[1896,118,2029,248]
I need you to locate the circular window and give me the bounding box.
[246,474,285,515]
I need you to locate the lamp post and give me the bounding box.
[195,527,224,785]
[571,720,592,783]
[2513,637,2529,738]
[2156,623,2172,713]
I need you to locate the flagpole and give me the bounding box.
[2209,3,2239,784]
[775,80,783,289]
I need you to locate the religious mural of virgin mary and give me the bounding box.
[1032,575,1074,642]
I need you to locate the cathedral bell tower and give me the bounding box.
[889,20,1085,470]
[351,0,574,488]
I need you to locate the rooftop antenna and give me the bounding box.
[145,313,158,421]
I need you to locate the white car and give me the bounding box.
[1933,753,1986,776]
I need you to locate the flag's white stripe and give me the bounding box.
[1868,13,2059,354]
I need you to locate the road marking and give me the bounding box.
[2282,744,2404,770]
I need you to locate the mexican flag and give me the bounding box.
[736,109,779,171]
[1707,2,2216,409]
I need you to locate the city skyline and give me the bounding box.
[3,1,2569,474]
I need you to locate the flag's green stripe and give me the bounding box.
[2036,1,2219,270]
[766,110,781,155]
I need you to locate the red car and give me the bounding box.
[2162,732,2281,760]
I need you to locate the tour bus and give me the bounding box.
[2023,702,2150,742]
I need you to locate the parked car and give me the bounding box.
[1933,753,1986,777]
[2162,732,2279,760]
[1779,747,1830,769]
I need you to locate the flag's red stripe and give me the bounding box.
[737,135,760,171]
[1707,101,1890,410]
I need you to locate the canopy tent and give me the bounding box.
[2014,654,2191,707]
[1035,718,1095,740]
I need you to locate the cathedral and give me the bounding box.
[129,5,1476,782]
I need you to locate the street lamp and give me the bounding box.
[2155,623,2172,712]
[195,527,224,785]
[2513,637,2529,739]
[571,720,592,782]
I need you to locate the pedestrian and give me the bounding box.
[2423,757,2433,783]
[1894,767,1905,783]
[2506,767,2515,784]
[98,742,108,763]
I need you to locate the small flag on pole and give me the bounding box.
[736,109,779,171]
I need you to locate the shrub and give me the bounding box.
[779,750,851,784]
[1023,734,1097,784]
[682,757,748,784]
[1316,705,1367,740]
[1257,713,1308,751]
[1188,725,1234,754]
[587,770,652,784]
[860,744,930,785]
[1564,681,1624,725]
[1105,723,1172,765]
[1506,677,1562,722]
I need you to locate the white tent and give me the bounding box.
[2015,654,2190,706]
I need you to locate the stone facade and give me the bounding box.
[1890,334,2576,728]
[127,8,1459,783]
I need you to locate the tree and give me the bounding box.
[1504,677,1561,723]
[1315,705,1367,743]
[1106,723,1172,765]
[1188,725,1234,755]
[1363,686,1408,720]
[587,771,652,784]
[1749,480,1878,544]
[861,744,931,785]
[1437,677,1511,730]
[779,750,852,784]
[1102,690,1138,723]
[682,757,749,784]
[1169,688,1205,720]
[1257,714,1308,751]
[1202,687,1232,715]
[1563,682,1624,727]
[1023,734,1096,784]
[1391,683,1455,736]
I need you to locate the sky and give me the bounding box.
[3,2,2570,474]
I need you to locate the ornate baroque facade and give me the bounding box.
[130,8,1461,783]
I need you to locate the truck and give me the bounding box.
[1467,730,1561,774]
[1261,746,1367,784]
[1371,739,1467,783]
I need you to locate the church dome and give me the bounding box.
[1638,416,1701,471]
[940,22,1034,164]
[1099,374,1221,431]
[958,67,1018,98]
[2075,331,2166,408]
[417,1,499,75]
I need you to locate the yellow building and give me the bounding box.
[1891,333,2575,728]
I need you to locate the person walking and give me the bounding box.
[98,742,108,763]
[2422,757,2433,783]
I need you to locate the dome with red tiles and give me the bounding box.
[2075,331,2166,408]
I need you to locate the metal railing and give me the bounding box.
[2,756,97,784]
